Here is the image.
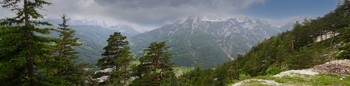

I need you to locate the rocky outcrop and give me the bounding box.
[273,69,318,77]
[313,60,350,76]
[231,60,350,86]
[232,79,280,86]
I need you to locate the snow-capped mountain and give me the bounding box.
[129,16,294,68]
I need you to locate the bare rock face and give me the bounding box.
[312,60,350,76]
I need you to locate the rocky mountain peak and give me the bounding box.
[130,15,296,68]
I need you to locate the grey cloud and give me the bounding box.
[1,0,266,29]
[92,0,265,26]
[95,0,200,8]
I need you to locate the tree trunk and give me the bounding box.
[123,57,127,86]
[291,37,295,51]
[154,63,157,81]
[331,31,335,45]
[24,0,34,84]
[153,57,159,81]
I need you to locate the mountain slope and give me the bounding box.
[177,2,350,85]
[130,16,293,68]
[49,19,140,64]
[72,25,140,64]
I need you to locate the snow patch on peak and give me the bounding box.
[242,22,254,30]
[200,16,231,22]
[235,17,249,23]
[180,15,267,25]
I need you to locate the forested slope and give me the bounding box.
[177,1,350,85]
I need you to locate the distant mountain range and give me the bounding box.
[129,16,300,68]
[48,19,140,64]
[47,16,305,67]
[71,25,139,64]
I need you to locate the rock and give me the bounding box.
[312,60,350,76]
[231,79,280,86]
[273,69,319,77]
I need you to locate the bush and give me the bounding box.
[266,66,283,75]
[238,73,251,80]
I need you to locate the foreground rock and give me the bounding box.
[313,60,350,76]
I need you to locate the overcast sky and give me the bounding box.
[0,0,339,32]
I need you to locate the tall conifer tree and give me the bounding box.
[97,32,133,85]
[338,27,350,59]
[131,41,174,86]
[53,15,86,85]
[0,0,55,85]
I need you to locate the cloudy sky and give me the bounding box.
[0,0,339,32]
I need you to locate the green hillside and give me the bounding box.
[177,1,350,85]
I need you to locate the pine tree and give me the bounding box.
[335,0,350,59]
[131,41,174,86]
[291,22,312,50]
[0,0,55,85]
[338,27,350,59]
[97,32,133,86]
[56,15,81,65]
[52,15,87,85]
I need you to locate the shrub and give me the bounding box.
[266,66,283,75]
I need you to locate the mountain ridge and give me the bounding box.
[130,16,297,68]
[48,19,140,64]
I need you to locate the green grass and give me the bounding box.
[311,74,350,86]
[235,74,350,86]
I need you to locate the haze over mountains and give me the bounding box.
[48,16,306,67]
[128,16,308,68]
[48,19,140,64]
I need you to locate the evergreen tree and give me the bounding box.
[131,41,174,86]
[291,22,313,50]
[338,27,350,59]
[336,0,350,59]
[52,15,87,85]
[56,15,81,66]
[0,0,56,85]
[97,32,133,86]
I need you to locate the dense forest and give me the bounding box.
[0,0,350,86]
